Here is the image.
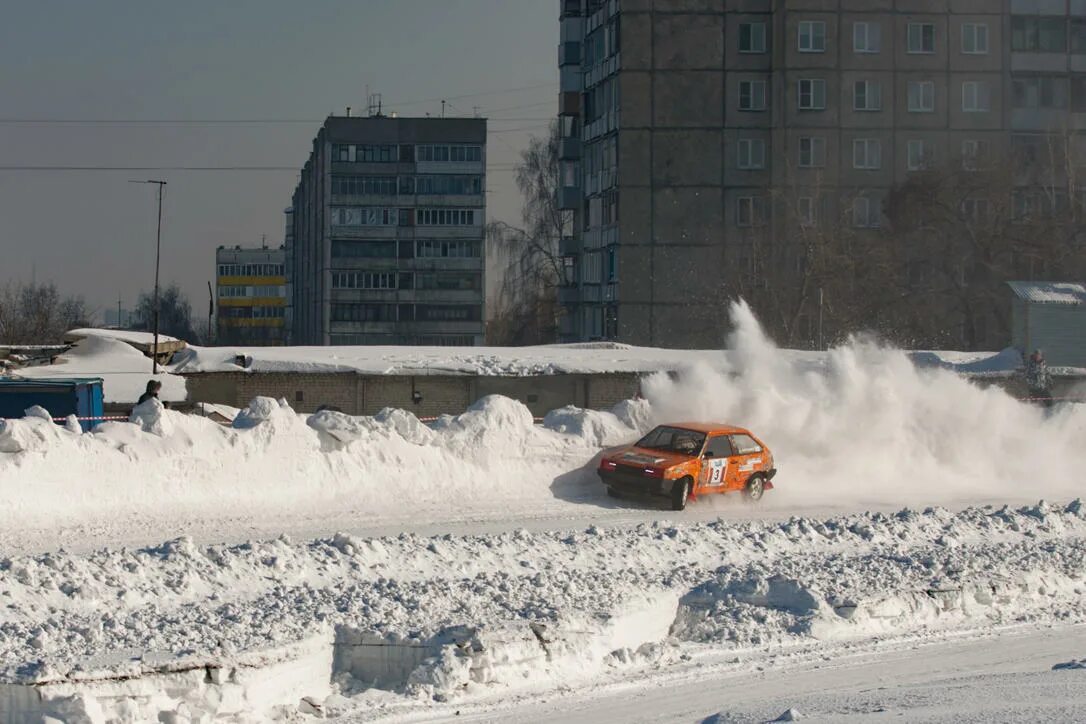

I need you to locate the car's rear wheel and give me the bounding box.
[744,474,765,502]
[671,478,691,511]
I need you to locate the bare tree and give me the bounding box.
[134,284,198,343]
[0,282,89,344]
[488,121,567,345]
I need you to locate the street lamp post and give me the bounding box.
[132,180,167,373]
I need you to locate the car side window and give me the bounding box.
[704,435,734,458]
[731,434,763,455]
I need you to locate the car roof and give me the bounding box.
[660,422,750,435]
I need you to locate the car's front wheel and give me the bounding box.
[744,474,765,502]
[670,478,691,511]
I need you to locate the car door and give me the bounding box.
[727,433,765,490]
[697,434,734,494]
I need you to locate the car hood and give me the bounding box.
[604,446,695,468]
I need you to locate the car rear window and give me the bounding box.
[731,433,762,454]
[635,426,706,455]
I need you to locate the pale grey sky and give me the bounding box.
[0,0,555,321]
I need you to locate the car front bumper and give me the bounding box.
[599,468,678,498]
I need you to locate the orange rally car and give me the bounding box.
[598,423,776,510]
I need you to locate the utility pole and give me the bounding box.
[207,281,214,345]
[117,295,122,328]
[131,179,167,373]
[818,287,824,351]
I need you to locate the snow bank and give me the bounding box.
[1,504,1084,719]
[0,393,639,535]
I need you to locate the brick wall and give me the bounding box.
[585,373,642,410]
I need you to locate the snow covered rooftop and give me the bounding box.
[1007,281,1086,305]
[16,335,187,404]
[172,342,827,377]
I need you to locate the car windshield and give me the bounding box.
[635,426,706,456]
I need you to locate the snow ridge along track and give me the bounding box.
[2,502,1086,721]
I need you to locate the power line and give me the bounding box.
[0,164,524,172]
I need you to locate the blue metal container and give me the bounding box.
[0,378,106,431]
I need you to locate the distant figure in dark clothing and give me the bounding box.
[1025,349,1051,403]
[137,379,163,406]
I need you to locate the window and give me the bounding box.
[1013,76,1069,109]
[739,22,767,53]
[414,175,483,195]
[798,20,826,52]
[1073,77,1086,112]
[331,176,399,196]
[854,21,881,53]
[962,198,991,224]
[330,206,398,226]
[853,139,882,170]
[906,139,928,171]
[415,208,478,226]
[852,196,881,228]
[330,304,397,323]
[907,23,936,53]
[1012,16,1068,53]
[854,80,882,111]
[962,81,990,112]
[330,241,397,259]
[416,145,483,163]
[1074,18,1086,54]
[908,81,935,112]
[330,271,397,290]
[797,196,816,226]
[416,273,482,291]
[704,435,734,458]
[962,23,989,54]
[635,426,707,455]
[738,80,768,111]
[737,138,767,170]
[731,434,763,455]
[216,264,286,277]
[961,139,990,171]
[736,196,767,227]
[332,145,352,162]
[355,145,397,163]
[798,136,826,168]
[798,79,827,110]
[416,305,482,322]
[416,240,480,258]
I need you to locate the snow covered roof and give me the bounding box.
[172,342,753,376]
[64,328,181,346]
[1007,281,1086,305]
[16,335,187,404]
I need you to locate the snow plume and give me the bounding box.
[642,300,1086,508]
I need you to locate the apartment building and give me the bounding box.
[289,115,487,346]
[558,0,1086,348]
[216,246,288,346]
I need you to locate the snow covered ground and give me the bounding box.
[2,302,1085,722]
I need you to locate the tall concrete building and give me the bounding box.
[557,0,1086,348]
[289,114,487,346]
[216,246,288,346]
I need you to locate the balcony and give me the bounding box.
[559,137,581,160]
[558,41,581,66]
[557,286,581,305]
[559,235,580,255]
[558,186,582,210]
[559,91,580,116]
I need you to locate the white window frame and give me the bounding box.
[961,81,990,112]
[853,80,882,111]
[853,139,882,170]
[736,196,766,227]
[738,80,768,111]
[798,136,826,168]
[961,23,989,54]
[798,78,827,110]
[961,139,989,171]
[853,21,881,53]
[797,196,816,226]
[907,23,936,54]
[739,22,767,54]
[852,196,882,228]
[798,20,826,53]
[907,81,936,112]
[906,139,928,171]
[737,138,767,170]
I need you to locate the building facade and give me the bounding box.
[215,246,288,346]
[289,115,487,346]
[558,0,1086,348]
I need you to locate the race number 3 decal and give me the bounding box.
[709,458,727,485]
